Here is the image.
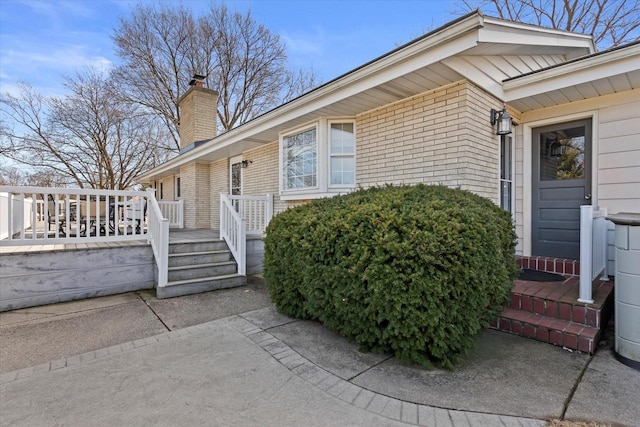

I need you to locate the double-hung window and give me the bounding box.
[281,119,355,199]
[329,122,355,186]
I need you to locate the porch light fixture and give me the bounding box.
[549,138,563,158]
[241,160,252,168]
[490,106,513,135]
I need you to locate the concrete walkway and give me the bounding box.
[1,277,639,426]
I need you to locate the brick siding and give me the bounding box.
[179,87,218,150]
[180,163,211,228]
[356,80,501,203]
[242,142,298,217]
[209,159,228,230]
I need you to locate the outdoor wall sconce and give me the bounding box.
[549,138,563,158]
[241,160,252,168]
[490,106,513,135]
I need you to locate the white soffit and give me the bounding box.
[503,43,640,112]
[440,19,593,100]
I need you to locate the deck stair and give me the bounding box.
[156,239,246,299]
[492,256,614,354]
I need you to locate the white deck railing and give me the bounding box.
[220,193,246,275]
[229,194,273,235]
[0,186,152,246]
[147,192,169,288]
[0,192,33,240]
[158,200,184,228]
[579,205,609,303]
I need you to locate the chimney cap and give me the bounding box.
[189,74,206,86]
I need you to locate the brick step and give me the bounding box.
[516,255,579,276]
[495,308,600,354]
[510,285,604,328]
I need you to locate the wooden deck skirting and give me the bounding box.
[0,243,156,312]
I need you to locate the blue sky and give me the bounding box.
[0,0,465,97]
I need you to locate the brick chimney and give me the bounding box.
[178,74,219,152]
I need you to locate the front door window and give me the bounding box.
[539,126,585,181]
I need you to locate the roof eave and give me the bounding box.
[504,43,640,101]
[138,11,487,181]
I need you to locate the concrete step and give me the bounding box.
[168,250,233,267]
[167,261,238,282]
[169,240,229,254]
[157,274,247,299]
[494,308,601,354]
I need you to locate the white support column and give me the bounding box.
[579,205,595,304]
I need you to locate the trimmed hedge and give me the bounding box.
[264,184,518,369]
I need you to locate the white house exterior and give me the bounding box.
[137,10,640,270]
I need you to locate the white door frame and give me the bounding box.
[520,110,599,256]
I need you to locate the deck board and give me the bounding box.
[1,227,220,254]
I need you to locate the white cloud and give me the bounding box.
[280,26,326,56]
[0,46,114,97]
[18,0,94,22]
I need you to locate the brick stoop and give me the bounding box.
[493,262,614,354]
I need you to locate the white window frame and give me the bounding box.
[328,120,356,189]
[230,155,243,195]
[279,118,356,200]
[499,134,514,214]
[175,175,181,199]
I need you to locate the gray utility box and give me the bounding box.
[606,212,640,370]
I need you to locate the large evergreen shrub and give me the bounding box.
[264,184,518,369]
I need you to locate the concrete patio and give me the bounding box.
[1,276,638,426]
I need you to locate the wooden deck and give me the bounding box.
[0,227,220,254]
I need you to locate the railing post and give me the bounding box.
[579,205,595,304]
[238,217,246,275]
[220,193,227,241]
[178,199,184,229]
[7,193,14,241]
[146,190,154,242]
[157,218,169,287]
[600,207,609,280]
[265,193,273,231]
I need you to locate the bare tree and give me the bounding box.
[112,3,318,152]
[0,69,164,189]
[0,166,25,186]
[456,0,640,49]
[0,166,68,187]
